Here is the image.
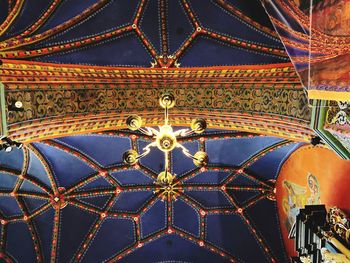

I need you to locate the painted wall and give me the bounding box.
[276,145,350,257]
[262,0,350,101]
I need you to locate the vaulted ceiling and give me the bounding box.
[0,0,312,144]
[0,0,318,262]
[0,0,289,67]
[0,130,303,262]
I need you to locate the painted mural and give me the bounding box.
[262,0,350,99]
[307,0,350,91]
[289,0,350,35]
[282,173,321,233]
[311,0,350,36]
[276,145,350,257]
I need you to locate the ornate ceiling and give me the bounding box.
[1,0,346,262]
[0,0,313,144]
[0,130,303,262]
[260,0,350,159]
[0,0,289,67]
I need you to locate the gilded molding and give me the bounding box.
[0,61,312,143]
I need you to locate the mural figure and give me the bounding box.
[282,173,321,232]
[265,0,350,94]
[312,0,350,36]
[307,0,350,87]
[307,173,321,204]
[295,0,350,35]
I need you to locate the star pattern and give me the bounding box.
[0,1,304,262]
[0,129,300,262]
[0,0,288,67]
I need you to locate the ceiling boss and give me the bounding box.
[123,93,209,185]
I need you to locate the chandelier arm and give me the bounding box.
[139,127,159,137]
[164,151,171,180]
[176,143,198,161]
[174,128,194,137]
[137,141,157,160]
[164,105,169,125]
[165,151,169,171]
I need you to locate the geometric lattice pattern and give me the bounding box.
[0,0,289,67]
[0,129,302,262]
[0,1,316,262]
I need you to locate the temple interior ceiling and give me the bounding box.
[0,0,349,262]
[0,0,288,67]
[0,129,301,262]
[0,0,314,143]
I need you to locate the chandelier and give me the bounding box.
[123,93,209,185]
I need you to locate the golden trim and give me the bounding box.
[308,90,350,101]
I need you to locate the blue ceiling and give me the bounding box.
[0,0,289,67]
[0,129,303,262]
[0,1,301,262]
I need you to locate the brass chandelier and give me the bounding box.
[123,93,208,185]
